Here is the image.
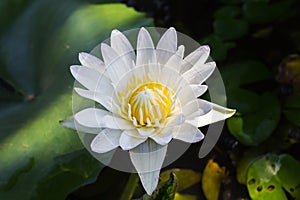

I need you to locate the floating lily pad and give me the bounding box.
[0,1,153,199]
[213,18,248,40]
[284,93,300,127]
[214,6,241,19]
[247,154,300,199]
[221,61,280,145]
[242,0,293,24]
[201,35,235,61]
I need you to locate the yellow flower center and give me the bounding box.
[128,83,174,127]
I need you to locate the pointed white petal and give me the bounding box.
[60,116,101,134]
[165,45,184,73]
[186,103,236,127]
[173,123,204,143]
[90,129,122,153]
[139,170,160,195]
[111,29,135,68]
[182,99,212,118]
[182,61,216,84]
[119,130,147,150]
[74,108,134,130]
[101,43,130,84]
[136,28,157,67]
[149,128,173,145]
[70,65,103,91]
[74,88,113,111]
[102,114,135,130]
[78,52,106,74]
[181,45,210,73]
[156,27,177,65]
[129,140,168,194]
[190,84,208,97]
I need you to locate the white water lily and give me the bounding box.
[65,27,235,195]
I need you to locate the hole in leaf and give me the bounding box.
[248,178,256,185]
[271,163,276,169]
[265,155,269,160]
[267,185,275,191]
[257,185,263,192]
[290,188,294,192]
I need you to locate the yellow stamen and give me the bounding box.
[128,83,173,127]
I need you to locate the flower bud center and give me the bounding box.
[128,83,173,127]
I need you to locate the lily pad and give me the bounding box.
[213,18,248,40]
[284,93,300,127]
[247,154,300,199]
[0,1,153,200]
[221,60,280,145]
[201,35,235,61]
[227,93,280,145]
[214,6,241,19]
[242,0,293,24]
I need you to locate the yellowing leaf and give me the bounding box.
[174,193,197,200]
[202,159,227,200]
[160,169,201,192]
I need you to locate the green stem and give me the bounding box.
[120,173,139,200]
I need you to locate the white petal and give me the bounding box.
[74,108,134,130]
[102,114,135,130]
[60,116,101,134]
[182,99,212,118]
[90,129,122,153]
[190,84,208,97]
[70,65,105,91]
[182,61,216,84]
[173,123,204,143]
[78,52,106,74]
[138,171,160,195]
[119,130,147,150]
[74,88,113,112]
[162,114,185,127]
[176,84,198,105]
[136,27,157,67]
[156,27,177,65]
[137,127,156,137]
[110,29,135,68]
[186,103,236,127]
[181,45,210,73]
[149,128,173,145]
[165,45,184,73]
[101,43,130,84]
[129,140,168,194]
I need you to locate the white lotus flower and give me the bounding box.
[66,27,235,195]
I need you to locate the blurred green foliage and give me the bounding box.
[0,0,152,199]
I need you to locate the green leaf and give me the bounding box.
[214,6,241,19]
[242,0,293,24]
[220,60,271,87]
[227,93,280,145]
[284,93,300,126]
[0,1,153,200]
[213,18,248,40]
[201,35,235,61]
[160,169,201,192]
[246,154,300,200]
[174,193,197,200]
[221,61,280,145]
